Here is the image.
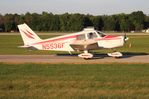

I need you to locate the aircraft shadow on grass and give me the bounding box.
[56,52,148,59]
[120,52,148,58]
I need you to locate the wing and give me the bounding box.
[70,39,99,51]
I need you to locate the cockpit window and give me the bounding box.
[87,32,97,39]
[97,31,106,37]
[76,34,85,40]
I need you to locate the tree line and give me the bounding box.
[0,11,149,32]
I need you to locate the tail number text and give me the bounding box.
[42,43,64,50]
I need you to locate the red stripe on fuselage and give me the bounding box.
[33,34,122,45]
[96,35,122,41]
[34,35,77,45]
[104,35,118,38]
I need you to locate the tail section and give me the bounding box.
[18,23,41,45]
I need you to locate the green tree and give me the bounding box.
[144,15,149,29]
[4,14,16,32]
[92,16,104,30]
[0,11,148,32]
[103,16,117,31]
[24,12,33,26]
[59,13,71,31]
[129,11,145,31]
[48,14,60,31]
[119,15,132,32]
[83,15,93,27]
[68,14,84,31]
[0,14,5,32]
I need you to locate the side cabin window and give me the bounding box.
[87,32,97,39]
[76,34,86,40]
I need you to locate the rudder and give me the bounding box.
[18,23,41,45]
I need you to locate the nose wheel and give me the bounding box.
[107,52,123,58]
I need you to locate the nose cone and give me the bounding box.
[124,36,129,42]
[125,37,129,41]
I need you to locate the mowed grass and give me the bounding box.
[118,35,149,53]
[0,35,64,55]
[0,34,149,54]
[0,63,149,98]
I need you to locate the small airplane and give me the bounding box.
[18,23,129,59]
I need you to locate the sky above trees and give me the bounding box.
[0,0,149,15]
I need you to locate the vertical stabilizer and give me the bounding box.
[18,23,41,45]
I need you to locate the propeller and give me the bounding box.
[124,32,129,42]
[123,32,132,48]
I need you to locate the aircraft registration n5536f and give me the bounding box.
[18,23,128,59]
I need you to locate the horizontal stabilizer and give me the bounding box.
[18,45,38,50]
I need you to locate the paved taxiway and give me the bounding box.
[0,54,149,64]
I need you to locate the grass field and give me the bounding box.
[0,63,149,98]
[0,35,63,55]
[0,33,149,98]
[0,33,149,55]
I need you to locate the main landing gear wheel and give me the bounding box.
[78,53,93,59]
[78,50,93,59]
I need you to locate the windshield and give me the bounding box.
[97,31,106,37]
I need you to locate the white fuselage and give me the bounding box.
[18,24,127,59]
[31,30,125,52]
